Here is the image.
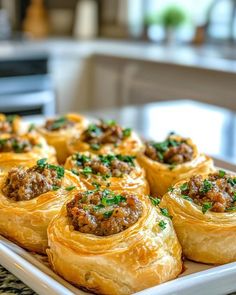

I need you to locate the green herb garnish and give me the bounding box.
[181,195,192,201]
[219,170,226,178]
[65,186,76,191]
[202,202,212,214]
[160,208,172,219]
[122,128,132,137]
[180,183,188,192]
[87,124,102,136]
[149,196,160,206]
[81,166,93,176]
[90,143,100,151]
[158,220,167,230]
[200,179,213,194]
[168,186,174,192]
[6,115,16,124]
[50,117,68,130]
[226,207,236,211]
[103,210,113,218]
[227,178,236,186]
[28,123,35,132]
[36,158,65,179]
[52,185,60,191]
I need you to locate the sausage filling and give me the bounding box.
[71,153,136,178]
[145,135,193,165]
[0,136,36,153]
[2,159,64,201]
[66,189,143,236]
[179,171,236,213]
[81,120,132,150]
[45,116,75,131]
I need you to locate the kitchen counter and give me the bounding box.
[0,38,236,74]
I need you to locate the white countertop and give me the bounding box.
[0,38,236,74]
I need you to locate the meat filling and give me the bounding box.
[72,153,135,178]
[2,160,64,201]
[66,189,142,236]
[81,120,131,150]
[45,116,75,131]
[145,136,193,165]
[179,171,236,213]
[0,136,34,153]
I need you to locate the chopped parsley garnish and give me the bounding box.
[71,169,79,175]
[227,178,236,187]
[90,143,100,151]
[91,182,101,190]
[52,185,60,191]
[98,154,135,167]
[81,166,92,176]
[219,170,226,178]
[200,179,213,194]
[181,195,192,202]
[226,207,236,211]
[149,196,160,206]
[160,208,172,219]
[158,220,167,230]
[93,204,105,211]
[168,186,174,192]
[122,128,132,137]
[101,194,126,206]
[87,124,102,136]
[233,193,236,202]
[37,158,47,168]
[6,115,16,124]
[202,202,212,214]
[50,117,68,130]
[105,119,116,126]
[65,186,76,191]
[103,210,113,218]
[36,158,65,179]
[73,153,90,166]
[28,123,35,132]
[180,183,188,192]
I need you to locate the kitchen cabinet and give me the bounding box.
[90,55,236,111]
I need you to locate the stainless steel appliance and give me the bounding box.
[0,55,55,116]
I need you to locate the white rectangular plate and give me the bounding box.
[1,234,236,295]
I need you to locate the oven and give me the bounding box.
[0,55,55,116]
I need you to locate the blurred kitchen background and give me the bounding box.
[1,0,236,163]
[0,0,236,114]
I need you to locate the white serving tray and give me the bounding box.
[1,234,236,295]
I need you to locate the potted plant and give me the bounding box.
[160,5,186,44]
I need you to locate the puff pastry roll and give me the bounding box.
[138,134,213,196]
[67,119,143,156]
[38,113,88,164]
[161,170,236,264]
[47,188,182,295]
[0,159,85,253]
[64,152,149,195]
[0,133,57,172]
[0,114,23,135]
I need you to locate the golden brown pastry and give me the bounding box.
[161,169,236,264]
[0,133,57,172]
[0,159,85,253]
[47,188,182,295]
[138,134,213,196]
[64,152,149,195]
[38,113,88,164]
[67,119,143,156]
[0,114,23,135]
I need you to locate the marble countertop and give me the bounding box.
[0,38,236,74]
